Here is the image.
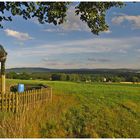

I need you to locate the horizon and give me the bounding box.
[1,2,140,69]
[6,66,140,70]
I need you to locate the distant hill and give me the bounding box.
[6,67,140,74]
[6,67,52,73]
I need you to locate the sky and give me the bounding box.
[0,2,140,69]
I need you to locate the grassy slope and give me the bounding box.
[1,79,140,138]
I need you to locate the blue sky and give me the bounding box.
[0,2,140,69]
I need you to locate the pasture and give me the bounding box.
[0,79,140,138]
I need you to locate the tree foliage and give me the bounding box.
[6,71,140,83]
[0,2,123,34]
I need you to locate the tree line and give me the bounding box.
[6,71,140,83]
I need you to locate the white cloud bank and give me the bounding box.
[4,29,33,41]
[6,36,140,69]
[7,36,140,58]
[112,15,140,29]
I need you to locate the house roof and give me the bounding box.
[0,44,7,62]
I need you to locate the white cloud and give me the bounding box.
[87,58,112,63]
[43,28,60,32]
[43,6,111,34]
[7,36,140,58]
[112,12,126,16]
[6,36,140,69]
[14,41,24,46]
[112,15,140,29]
[31,18,40,25]
[60,6,90,32]
[136,49,140,52]
[4,29,33,41]
[42,6,90,33]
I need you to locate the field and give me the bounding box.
[0,79,140,138]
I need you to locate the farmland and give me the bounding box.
[0,79,140,138]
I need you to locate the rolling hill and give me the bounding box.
[6,67,140,74]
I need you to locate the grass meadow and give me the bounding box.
[0,79,140,138]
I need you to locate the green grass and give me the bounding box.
[2,79,140,138]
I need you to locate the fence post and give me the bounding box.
[28,90,30,105]
[26,91,28,105]
[22,93,24,105]
[15,92,18,113]
[40,89,41,101]
[23,91,25,106]
[12,93,15,112]
[5,92,7,112]
[37,89,38,101]
[45,88,47,102]
[35,90,37,102]
[8,93,11,112]
[30,90,33,104]
[1,92,4,111]
[33,90,35,106]
[42,88,44,102]
[42,88,44,101]
[27,91,29,105]
[41,89,43,102]
[50,87,52,102]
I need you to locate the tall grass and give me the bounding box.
[0,79,139,138]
